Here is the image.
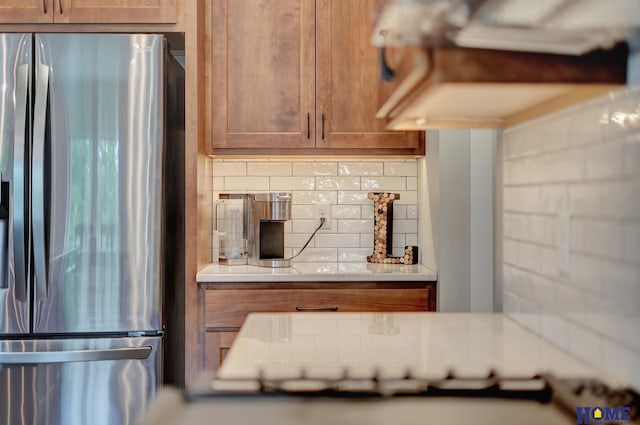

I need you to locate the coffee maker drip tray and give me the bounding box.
[257,221,288,267]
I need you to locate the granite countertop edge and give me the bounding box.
[196,262,437,283]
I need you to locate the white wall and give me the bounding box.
[425,129,497,312]
[502,84,640,388]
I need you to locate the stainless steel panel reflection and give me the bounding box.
[0,34,31,335]
[0,336,161,425]
[33,34,164,333]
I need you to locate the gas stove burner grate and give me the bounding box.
[191,369,640,422]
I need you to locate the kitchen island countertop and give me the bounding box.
[197,262,437,283]
[216,312,614,385]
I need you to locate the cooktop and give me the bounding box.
[177,370,640,425]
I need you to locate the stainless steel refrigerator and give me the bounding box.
[0,33,176,425]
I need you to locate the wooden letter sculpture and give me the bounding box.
[367,192,418,264]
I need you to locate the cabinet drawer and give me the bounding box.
[204,288,431,329]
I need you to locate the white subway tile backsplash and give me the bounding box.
[208,158,418,265]
[570,254,604,295]
[212,162,247,176]
[316,177,360,191]
[293,191,338,204]
[293,162,337,176]
[505,127,539,158]
[338,248,371,262]
[567,324,603,370]
[392,219,418,234]
[623,137,640,177]
[212,176,225,190]
[540,247,558,278]
[338,162,383,176]
[540,116,570,153]
[553,149,585,182]
[247,162,292,176]
[338,219,373,234]
[395,191,418,205]
[224,176,269,191]
[406,234,418,246]
[271,177,315,190]
[285,233,316,248]
[384,162,417,176]
[503,238,519,266]
[603,343,640,389]
[361,205,374,219]
[292,205,315,219]
[315,234,360,248]
[586,142,625,180]
[504,186,541,213]
[392,234,406,249]
[503,85,640,388]
[623,223,640,265]
[361,177,406,191]
[292,219,317,234]
[519,242,543,272]
[393,205,407,219]
[291,247,337,262]
[568,103,607,147]
[539,185,568,214]
[360,233,374,248]
[338,191,371,205]
[407,177,418,191]
[569,183,602,217]
[600,180,640,220]
[541,314,570,351]
[571,219,623,260]
[606,89,640,140]
[332,205,361,219]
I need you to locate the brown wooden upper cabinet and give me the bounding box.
[209,0,423,155]
[0,0,177,24]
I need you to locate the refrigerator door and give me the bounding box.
[0,34,32,335]
[32,34,164,334]
[0,336,161,425]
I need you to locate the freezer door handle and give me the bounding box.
[32,63,50,300]
[12,64,29,302]
[0,346,152,364]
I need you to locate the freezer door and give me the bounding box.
[32,34,164,333]
[0,336,161,425]
[0,34,32,335]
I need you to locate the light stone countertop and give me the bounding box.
[197,262,437,282]
[216,312,612,385]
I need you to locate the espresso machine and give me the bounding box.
[216,193,292,267]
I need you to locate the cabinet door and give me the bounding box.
[54,0,177,23]
[316,0,422,153]
[204,331,238,370]
[211,0,316,151]
[0,0,51,23]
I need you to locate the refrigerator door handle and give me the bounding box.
[32,63,50,300]
[0,346,152,364]
[12,64,29,302]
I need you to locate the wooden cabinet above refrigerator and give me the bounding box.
[376,43,629,130]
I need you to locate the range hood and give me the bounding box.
[372,0,640,55]
[372,0,634,130]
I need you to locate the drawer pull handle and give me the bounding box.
[295,306,338,312]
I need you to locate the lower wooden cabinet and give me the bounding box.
[203,331,238,371]
[200,282,436,370]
